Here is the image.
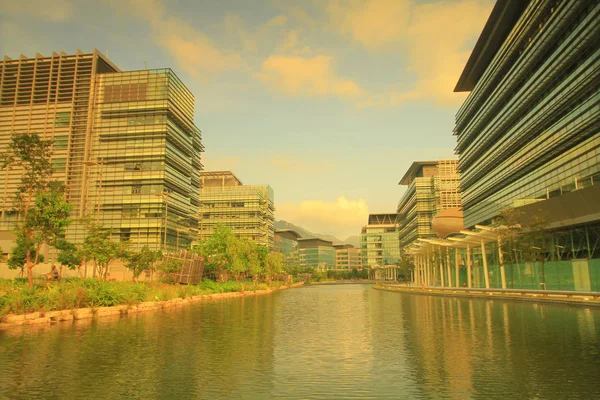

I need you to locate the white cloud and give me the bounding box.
[277,196,369,239]
[256,55,362,98]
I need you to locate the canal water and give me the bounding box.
[1,284,599,399]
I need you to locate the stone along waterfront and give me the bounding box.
[0,285,599,399]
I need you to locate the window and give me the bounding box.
[131,183,142,195]
[54,135,68,149]
[122,206,140,218]
[51,158,67,173]
[55,112,71,127]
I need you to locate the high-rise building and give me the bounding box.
[360,213,400,268]
[298,238,335,270]
[198,171,275,248]
[274,229,300,270]
[334,244,362,271]
[453,0,599,228]
[0,49,203,251]
[397,159,461,249]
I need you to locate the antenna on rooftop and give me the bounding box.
[105,49,109,57]
[144,61,147,70]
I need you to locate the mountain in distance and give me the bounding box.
[343,235,361,248]
[275,220,356,246]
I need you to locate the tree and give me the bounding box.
[0,133,71,288]
[55,239,83,277]
[125,246,162,281]
[194,224,234,281]
[80,221,128,280]
[264,252,283,284]
[8,235,44,278]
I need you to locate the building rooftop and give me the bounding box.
[367,213,399,225]
[297,238,334,248]
[200,171,243,186]
[454,0,530,92]
[398,161,438,185]
[333,243,354,249]
[275,229,302,240]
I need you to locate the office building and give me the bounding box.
[0,49,203,251]
[274,229,300,270]
[454,0,599,228]
[334,244,362,271]
[199,171,275,249]
[298,238,335,270]
[360,213,400,268]
[397,159,462,249]
[407,0,600,292]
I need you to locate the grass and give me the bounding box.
[0,278,287,318]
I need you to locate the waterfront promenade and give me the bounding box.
[375,282,600,307]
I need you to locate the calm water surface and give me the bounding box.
[1,284,599,399]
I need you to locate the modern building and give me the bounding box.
[407,0,600,292]
[298,238,335,270]
[397,159,462,249]
[360,213,400,269]
[274,229,300,270]
[198,171,275,249]
[454,0,599,229]
[334,244,362,271]
[0,49,203,251]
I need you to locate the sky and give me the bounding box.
[0,0,494,240]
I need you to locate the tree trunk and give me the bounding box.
[103,263,109,281]
[25,248,33,288]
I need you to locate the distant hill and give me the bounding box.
[275,220,348,245]
[343,235,361,248]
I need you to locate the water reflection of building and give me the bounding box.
[274,229,300,270]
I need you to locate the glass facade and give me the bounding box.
[199,171,275,249]
[360,214,400,268]
[274,230,299,270]
[454,0,600,228]
[397,160,461,248]
[298,239,335,270]
[0,51,204,252]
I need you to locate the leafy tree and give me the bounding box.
[80,221,128,280]
[8,235,44,277]
[55,239,82,275]
[194,224,234,281]
[125,246,162,281]
[0,133,71,288]
[264,252,283,283]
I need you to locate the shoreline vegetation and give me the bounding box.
[0,279,303,329]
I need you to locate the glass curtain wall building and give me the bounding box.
[445,0,600,291]
[454,0,600,228]
[274,229,300,270]
[397,160,461,249]
[360,213,401,268]
[298,238,335,270]
[199,171,275,249]
[0,49,204,251]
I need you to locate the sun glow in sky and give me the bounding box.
[0,0,493,239]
